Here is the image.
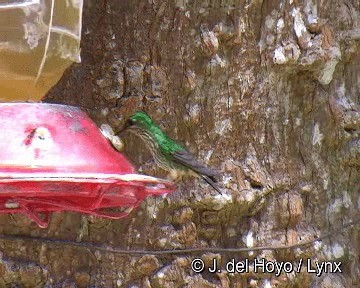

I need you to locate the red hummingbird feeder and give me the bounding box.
[0,103,175,228]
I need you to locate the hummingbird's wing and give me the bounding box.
[171,149,220,180]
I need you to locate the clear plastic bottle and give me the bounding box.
[0,0,82,101]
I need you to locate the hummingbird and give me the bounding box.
[119,111,222,194]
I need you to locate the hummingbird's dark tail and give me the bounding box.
[201,175,223,195]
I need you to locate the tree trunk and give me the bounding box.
[0,0,358,287]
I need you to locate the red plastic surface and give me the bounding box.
[0,103,175,227]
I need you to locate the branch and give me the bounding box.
[0,218,358,255]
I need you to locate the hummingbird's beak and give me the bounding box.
[115,119,132,136]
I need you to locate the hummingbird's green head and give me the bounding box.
[123,111,154,131]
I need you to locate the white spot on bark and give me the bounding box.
[189,104,200,122]
[276,18,284,33]
[212,194,232,209]
[332,243,344,258]
[244,190,255,203]
[209,54,226,68]
[292,8,307,37]
[312,123,323,146]
[201,28,219,55]
[314,240,323,250]
[317,47,341,85]
[157,272,165,278]
[264,280,272,288]
[260,132,265,144]
[204,149,214,162]
[244,231,254,256]
[273,46,287,64]
[301,184,313,193]
[249,280,258,287]
[304,1,318,25]
[101,108,109,116]
[323,178,329,190]
[265,16,274,29]
[214,118,231,135]
[223,176,232,185]
[292,7,312,48]
[244,231,254,247]
[158,239,167,248]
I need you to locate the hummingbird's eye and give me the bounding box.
[125,119,136,128]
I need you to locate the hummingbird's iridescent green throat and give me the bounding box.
[121,111,222,194]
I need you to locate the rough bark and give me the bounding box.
[0,0,359,287]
